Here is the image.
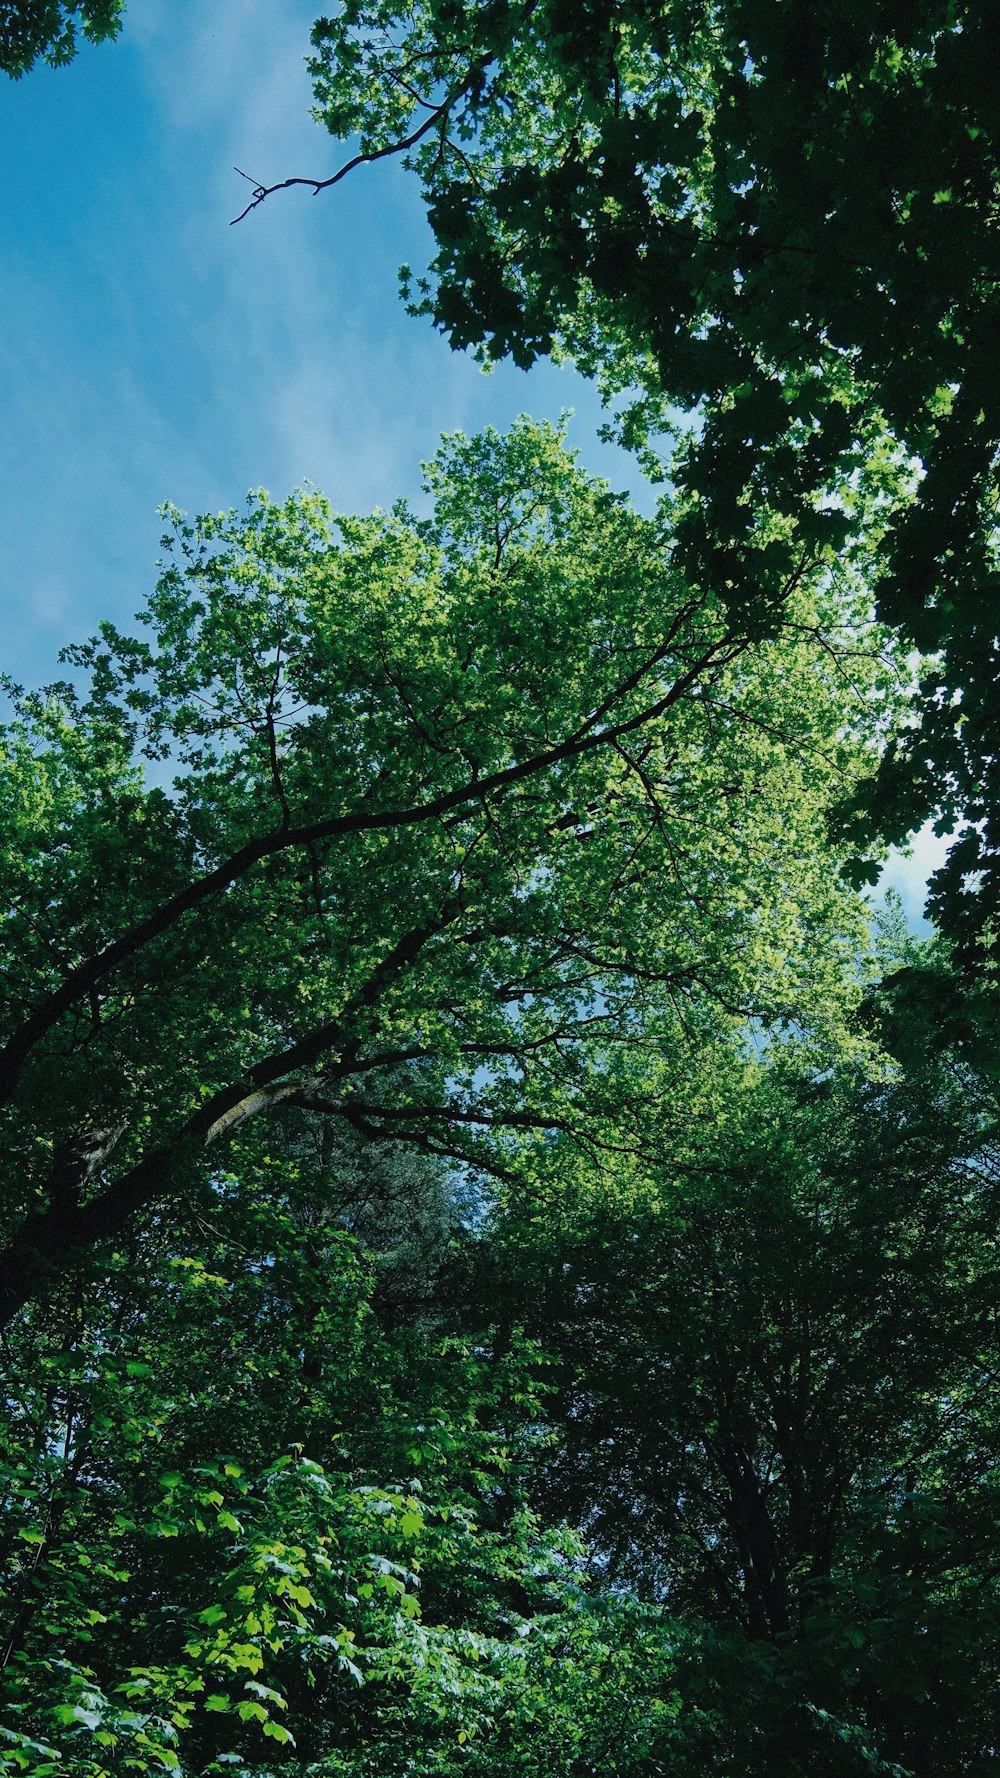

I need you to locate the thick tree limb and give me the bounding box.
[0,910,458,1327]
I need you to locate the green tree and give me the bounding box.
[470,1038,1000,1773]
[0,419,887,1325]
[0,1,123,77]
[281,0,1000,956]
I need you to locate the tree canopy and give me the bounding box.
[286,0,1000,958]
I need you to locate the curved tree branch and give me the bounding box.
[0,626,736,1111]
[230,53,492,225]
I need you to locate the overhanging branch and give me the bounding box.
[230,54,492,225]
[0,630,736,1110]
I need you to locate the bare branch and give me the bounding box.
[230,56,490,225]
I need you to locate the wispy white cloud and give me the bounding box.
[879,822,954,934]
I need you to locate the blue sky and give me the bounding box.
[2,0,641,689]
[1,0,938,925]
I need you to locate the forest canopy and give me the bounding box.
[3,4,1000,1776]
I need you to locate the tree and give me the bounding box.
[0,1,123,78]
[270,0,1000,957]
[0,419,888,1327]
[467,1034,1000,1773]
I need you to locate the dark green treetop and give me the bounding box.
[0,1,123,77]
[466,1041,1000,1774]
